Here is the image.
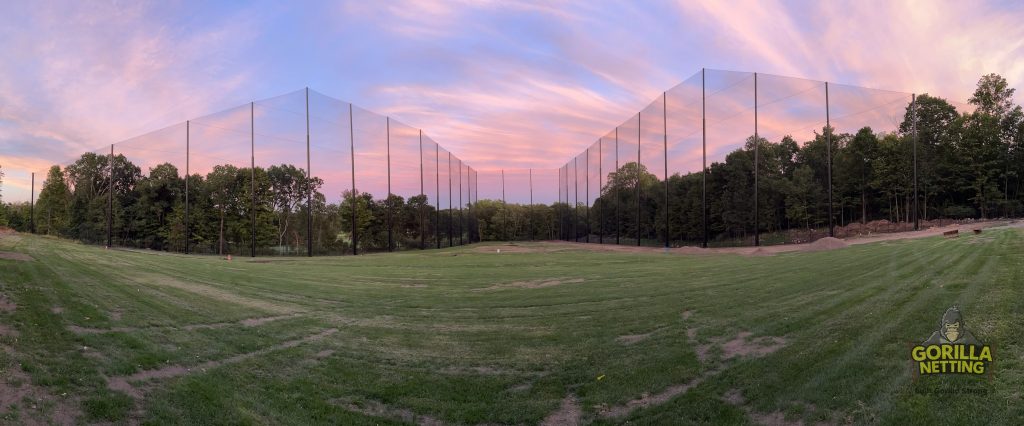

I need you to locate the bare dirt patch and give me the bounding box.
[107,328,337,399]
[239,314,296,327]
[1,345,82,424]
[721,332,787,360]
[722,388,746,405]
[401,284,428,288]
[751,411,806,426]
[615,326,667,345]
[0,324,18,337]
[541,395,581,426]
[334,398,445,426]
[508,382,532,392]
[0,295,15,313]
[50,306,64,314]
[681,310,694,320]
[599,369,722,419]
[0,251,33,261]
[615,333,651,345]
[478,277,585,291]
[722,389,812,426]
[695,331,787,363]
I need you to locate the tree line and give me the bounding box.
[1,73,1021,250]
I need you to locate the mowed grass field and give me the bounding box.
[0,228,1022,425]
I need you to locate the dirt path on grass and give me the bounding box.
[334,398,446,426]
[107,328,337,399]
[545,309,790,423]
[528,219,1021,257]
[541,395,582,426]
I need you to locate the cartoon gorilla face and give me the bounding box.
[939,306,964,342]
[942,320,961,342]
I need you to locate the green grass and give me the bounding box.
[0,229,1022,425]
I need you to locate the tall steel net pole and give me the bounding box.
[912,94,919,231]
[448,152,453,248]
[663,92,669,249]
[419,130,425,249]
[754,74,760,247]
[501,169,507,240]
[30,173,35,234]
[529,168,534,241]
[585,148,590,243]
[573,159,578,242]
[598,138,604,244]
[251,102,257,257]
[387,117,393,251]
[435,144,440,249]
[348,103,357,255]
[305,88,313,256]
[185,121,190,254]
[701,69,708,248]
[636,112,641,247]
[459,159,464,245]
[615,127,620,245]
[107,144,113,248]
[825,82,834,238]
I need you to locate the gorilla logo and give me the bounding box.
[923,305,980,345]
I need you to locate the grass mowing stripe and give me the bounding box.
[0,230,1021,424]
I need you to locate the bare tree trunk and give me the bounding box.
[278,209,289,247]
[906,195,910,224]
[861,189,867,225]
[219,207,225,255]
[923,191,928,221]
[894,193,899,223]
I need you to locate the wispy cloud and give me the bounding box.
[1,0,1023,203]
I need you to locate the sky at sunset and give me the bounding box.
[2,0,1023,203]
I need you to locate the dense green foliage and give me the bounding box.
[564,74,1024,245]
[3,74,1022,250]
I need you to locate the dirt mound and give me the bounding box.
[807,237,848,251]
[472,244,548,254]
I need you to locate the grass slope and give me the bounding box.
[0,229,1022,425]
